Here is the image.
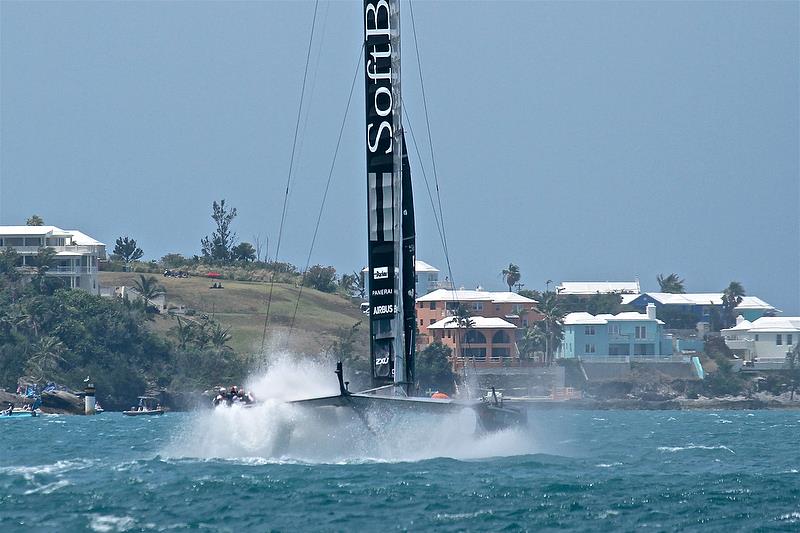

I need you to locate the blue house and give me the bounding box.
[558,304,673,360]
[624,293,778,324]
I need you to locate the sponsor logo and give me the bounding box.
[365,1,393,155]
[372,304,395,315]
[375,356,390,366]
[372,288,393,296]
[373,266,388,280]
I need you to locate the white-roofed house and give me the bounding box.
[0,225,106,294]
[427,315,519,369]
[416,288,542,370]
[556,280,641,296]
[722,315,800,366]
[557,304,674,360]
[627,292,778,326]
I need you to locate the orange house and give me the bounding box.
[415,289,542,369]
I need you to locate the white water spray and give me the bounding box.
[165,353,537,463]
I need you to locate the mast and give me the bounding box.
[365,0,411,394]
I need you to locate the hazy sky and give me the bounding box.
[1,1,798,313]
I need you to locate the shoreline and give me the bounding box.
[4,389,799,414]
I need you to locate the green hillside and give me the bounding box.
[99,272,368,357]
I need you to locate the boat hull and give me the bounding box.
[0,411,38,419]
[290,392,526,432]
[122,409,165,416]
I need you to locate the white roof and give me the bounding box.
[67,230,105,246]
[564,310,664,326]
[557,281,640,295]
[640,292,776,311]
[736,296,777,311]
[415,260,439,273]
[563,312,607,325]
[362,260,439,274]
[0,225,70,236]
[723,318,753,332]
[427,316,517,330]
[0,225,104,246]
[416,288,537,304]
[747,317,800,333]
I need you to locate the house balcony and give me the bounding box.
[47,266,99,276]
[12,245,106,258]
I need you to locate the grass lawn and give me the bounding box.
[99,271,368,356]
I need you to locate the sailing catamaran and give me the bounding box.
[292,0,525,432]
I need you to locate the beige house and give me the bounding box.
[0,225,106,294]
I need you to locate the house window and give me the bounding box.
[609,324,620,335]
[418,302,424,309]
[495,305,500,312]
[776,334,783,346]
[584,344,595,354]
[429,302,436,310]
[585,326,595,336]
[465,330,486,343]
[788,334,794,346]
[429,319,435,325]
[419,319,423,326]
[473,302,483,311]
[462,347,486,359]
[634,343,655,356]
[492,330,510,344]
[492,347,510,358]
[755,334,759,341]
[609,343,630,356]
[635,326,646,339]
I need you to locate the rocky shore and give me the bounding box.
[0,389,85,415]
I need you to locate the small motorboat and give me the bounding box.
[0,404,38,418]
[123,396,165,416]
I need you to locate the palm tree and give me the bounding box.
[721,281,746,328]
[501,263,521,292]
[173,316,192,350]
[133,275,166,307]
[451,303,475,362]
[210,323,233,351]
[517,325,545,361]
[657,273,686,294]
[25,336,65,381]
[538,291,565,365]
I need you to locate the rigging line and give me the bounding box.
[293,0,331,189]
[401,107,447,268]
[261,0,321,353]
[287,45,365,343]
[408,0,455,288]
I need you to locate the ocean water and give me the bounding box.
[2,408,799,532]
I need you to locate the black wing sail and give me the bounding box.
[365,0,402,388]
[401,134,416,391]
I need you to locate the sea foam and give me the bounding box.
[164,353,536,463]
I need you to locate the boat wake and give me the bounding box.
[164,355,537,464]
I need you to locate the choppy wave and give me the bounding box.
[658,444,736,454]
